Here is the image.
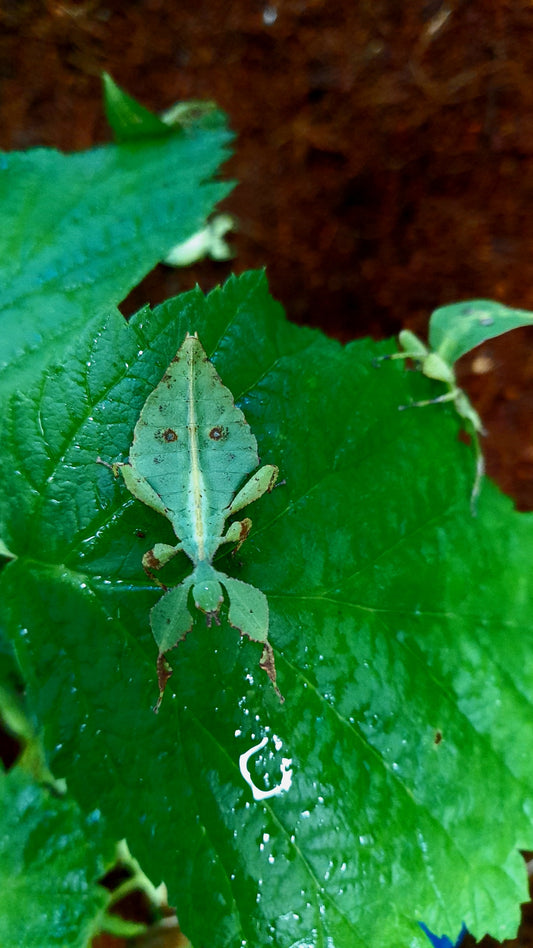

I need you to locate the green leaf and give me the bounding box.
[0,84,233,399]
[102,72,173,142]
[429,298,533,364]
[2,270,533,946]
[0,767,109,948]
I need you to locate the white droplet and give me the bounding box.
[239,736,293,801]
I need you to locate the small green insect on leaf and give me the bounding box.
[392,300,533,509]
[108,332,280,710]
[378,302,533,504]
[375,327,486,513]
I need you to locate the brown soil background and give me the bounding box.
[3,1,533,945]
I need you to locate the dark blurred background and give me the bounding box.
[2,0,533,505]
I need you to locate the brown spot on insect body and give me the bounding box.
[156,428,178,442]
[209,425,228,441]
[143,549,162,570]
[434,730,442,745]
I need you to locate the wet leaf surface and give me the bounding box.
[2,271,533,945]
[0,766,108,948]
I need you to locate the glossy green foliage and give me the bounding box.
[111,332,279,705]
[102,72,172,142]
[3,270,533,947]
[0,75,233,398]
[0,767,108,948]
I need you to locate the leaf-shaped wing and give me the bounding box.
[127,334,259,563]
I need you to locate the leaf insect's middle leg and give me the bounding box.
[142,541,183,586]
[398,390,458,412]
[221,517,252,553]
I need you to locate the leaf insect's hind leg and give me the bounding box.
[373,350,415,369]
[399,386,486,515]
[222,575,284,703]
[470,441,485,517]
[142,542,183,587]
[398,389,457,412]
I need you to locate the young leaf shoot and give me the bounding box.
[105,333,280,710]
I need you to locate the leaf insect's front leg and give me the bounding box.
[226,464,279,517]
[97,458,183,585]
[142,541,184,587]
[97,457,171,519]
[372,329,430,368]
[119,462,171,519]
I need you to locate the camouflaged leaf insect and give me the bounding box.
[375,299,533,512]
[375,328,485,514]
[112,332,280,710]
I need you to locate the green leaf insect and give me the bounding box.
[376,299,533,511]
[109,333,280,711]
[379,326,485,513]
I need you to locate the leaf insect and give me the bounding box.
[375,327,485,514]
[376,298,533,512]
[102,332,281,711]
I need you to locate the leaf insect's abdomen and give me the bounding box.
[127,334,260,562]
